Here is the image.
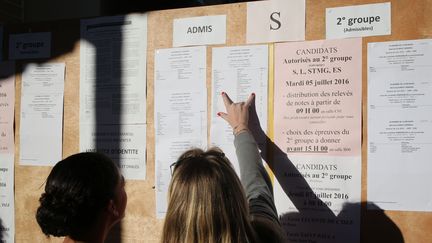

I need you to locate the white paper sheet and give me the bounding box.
[210,45,268,174]
[0,62,15,155]
[80,14,147,180]
[80,14,147,125]
[9,32,51,60]
[326,2,391,39]
[273,39,362,243]
[80,124,147,180]
[0,153,15,243]
[247,0,305,44]
[154,46,207,218]
[368,39,432,211]
[19,63,65,166]
[173,15,226,47]
[274,155,361,243]
[0,62,15,243]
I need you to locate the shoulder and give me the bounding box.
[251,215,287,243]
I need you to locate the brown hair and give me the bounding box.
[161,148,259,243]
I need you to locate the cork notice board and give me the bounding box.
[6,0,432,242]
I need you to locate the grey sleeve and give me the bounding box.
[234,131,280,223]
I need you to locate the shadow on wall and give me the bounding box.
[81,15,126,243]
[2,15,126,243]
[247,99,404,243]
[101,0,257,15]
[0,1,404,243]
[360,202,404,243]
[1,2,251,242]
[279,202,404,243]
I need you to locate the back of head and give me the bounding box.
[162,148,259,243]
[36,152,119,240]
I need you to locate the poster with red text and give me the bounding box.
[273,38,362,243]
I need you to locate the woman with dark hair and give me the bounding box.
[36,152,127,243]
[161,92,286,243]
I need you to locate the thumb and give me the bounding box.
[217,112,229,122]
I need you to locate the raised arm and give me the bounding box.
[218,92,279,223]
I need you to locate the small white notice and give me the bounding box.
[80,124,147,180]
[247,0,305,43]
[0,62,15,155]
[9,32,51,60]
[173,15,226,47]
[20,63,65,166]
[154,46,207,218]
[0,154,15,243]
[326,2,391,39]
[368,39,432,211]
[80,14,148,180]
[210,45,269,174]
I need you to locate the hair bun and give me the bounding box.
[36,192,79,237]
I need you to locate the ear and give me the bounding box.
[107,199,119,217]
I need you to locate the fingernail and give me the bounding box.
[252,93,255,96]
[217,112,221,116]
[221,92,225,95]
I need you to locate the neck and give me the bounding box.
[62,215,115,243]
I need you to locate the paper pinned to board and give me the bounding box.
[326,2,391,39]
[210,44,269,174]
[79,14,148,180]
[0,62,15,155]
[173,15,226,47]
[367,39,432,212]
[9,32,51,60]
[19,63,65,166]
[273,38,362,243]
[154,46,207,218]
[247,0,305,44]
[0,153,15,243]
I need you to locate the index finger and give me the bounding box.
[245,93,255,107]
[222,92,233,107]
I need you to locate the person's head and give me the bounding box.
[36,152,127,241]
[162,148,258,243]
